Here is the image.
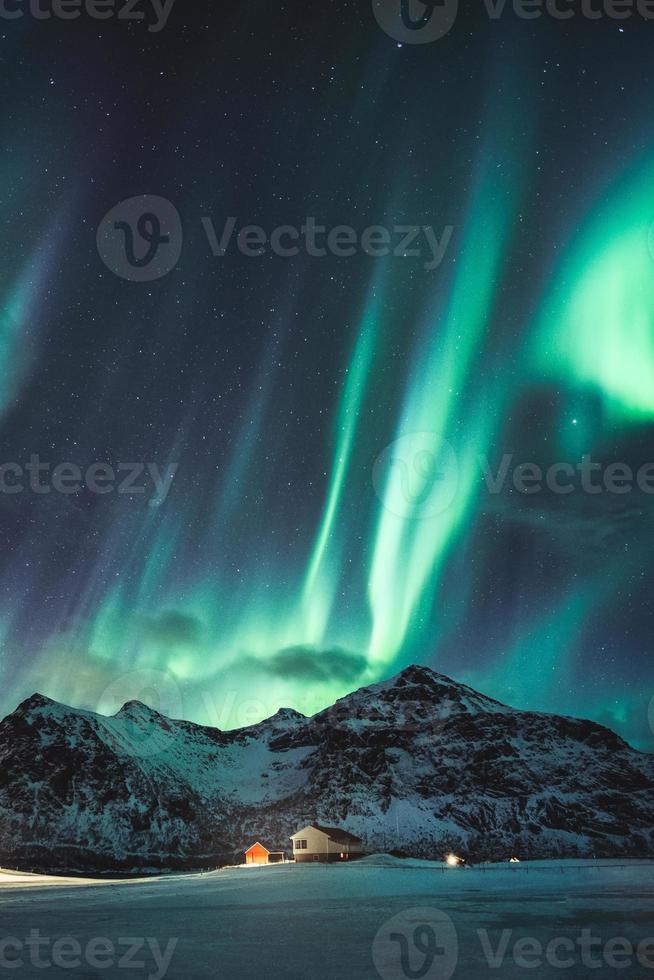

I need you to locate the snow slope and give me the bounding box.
[0,860,652,979]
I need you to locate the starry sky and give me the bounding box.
[1,2,654,750]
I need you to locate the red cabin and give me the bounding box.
[244,842,285,865]
[245,842,270,865]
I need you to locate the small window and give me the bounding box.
[294,839,307,850]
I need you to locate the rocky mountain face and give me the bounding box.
[0,666,652,872]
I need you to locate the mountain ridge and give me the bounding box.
[0,665,651,872]
[13,664,629,740]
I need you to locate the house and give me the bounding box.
[290,824,365,863]
[244,843,286,865]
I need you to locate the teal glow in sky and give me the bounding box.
[0,13,653,753]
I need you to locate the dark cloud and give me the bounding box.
[143,611,205,649]
[247,646,368,685]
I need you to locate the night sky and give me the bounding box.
[1,2,654,750]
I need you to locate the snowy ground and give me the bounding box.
[1,857,653,978]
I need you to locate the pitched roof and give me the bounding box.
[244,842,270,853]
[295,823,362,845]
[315,824,363,844]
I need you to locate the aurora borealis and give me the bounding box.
[1,6,653,750]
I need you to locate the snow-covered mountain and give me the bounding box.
[0,666,652,871]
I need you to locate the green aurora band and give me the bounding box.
[1,88,654,752]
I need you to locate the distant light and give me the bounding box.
[446,853,461,867]
[509,857,520,863]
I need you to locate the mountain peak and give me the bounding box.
[316,662,509,730]
[393,664,449,685]
[272,707,305,721]
[115,700,164,720]
[256,707,306,729]
[16,692,58,713]
[389,664,505,705]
